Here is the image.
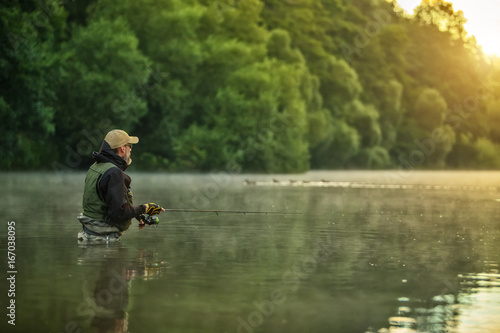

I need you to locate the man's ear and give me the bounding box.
[117,146,126,155]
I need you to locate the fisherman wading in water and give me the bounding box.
[77,129,164,242]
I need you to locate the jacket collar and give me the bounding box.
[92,141,128,171]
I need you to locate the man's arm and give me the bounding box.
[100,168,146,225]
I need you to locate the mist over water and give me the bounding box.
[0,171,499,333]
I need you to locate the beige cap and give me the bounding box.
[104,129,139,149]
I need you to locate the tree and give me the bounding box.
[1,0,497,171]
[0,0,66,169]
[52,16,151,165]
[311,120,360,169]
[414,88,447,130]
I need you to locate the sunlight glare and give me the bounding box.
[394,0,500,56]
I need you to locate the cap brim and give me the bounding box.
[128,136,139,144]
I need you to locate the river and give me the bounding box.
[0,170,499,333]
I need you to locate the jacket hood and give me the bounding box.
[92,140,128,171]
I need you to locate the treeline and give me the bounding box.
[1,0,500,172]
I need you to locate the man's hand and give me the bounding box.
[137,214,147,229]
[137,213,160,229]
[144,203,165,215]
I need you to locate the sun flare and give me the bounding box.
[394,0,500,56]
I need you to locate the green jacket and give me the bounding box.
[83,162,118,219]
[79,141,145,235]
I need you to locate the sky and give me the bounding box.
[395,0,500,56]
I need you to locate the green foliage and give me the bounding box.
[307,109,333,148]
[311,119,360,169]
[135,152,170,171]
[485,98,500,143]
[266,29,304,64]
[351,146,391,169]
[413,0,468,41]
[206,58,311,172]
[53,16,151,159]
[317,55,362,115]
[1,0,500,171]
[344,100,382,147]
[414,88,447,130]
[473,137,500,168]
[0,0,65,169]
[428,124,456,167]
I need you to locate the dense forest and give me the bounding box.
[1,0,500,172]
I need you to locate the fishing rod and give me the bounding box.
[139,208,323,228]
[162,208,316,216]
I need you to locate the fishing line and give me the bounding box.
[163,208,323,216]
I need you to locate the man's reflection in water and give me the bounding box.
[91,249,130,332]
[78,244,164,333]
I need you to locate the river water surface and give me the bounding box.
[1,171,499,333]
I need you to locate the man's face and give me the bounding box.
[124,144,132,164]
[116,144,133,164]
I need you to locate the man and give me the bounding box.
[77,129,164,242]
